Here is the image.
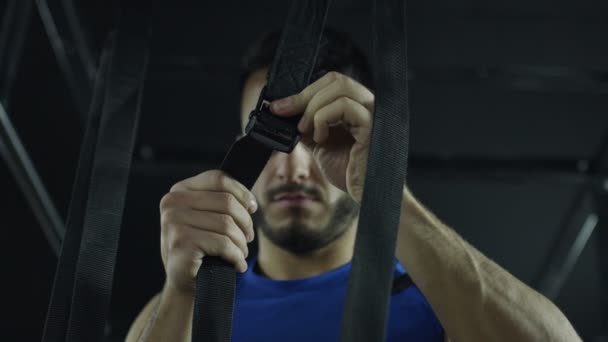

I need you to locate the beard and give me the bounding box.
[252,185,360,256]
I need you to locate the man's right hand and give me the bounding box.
[159,170,257,296]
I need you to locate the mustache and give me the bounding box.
[265,182,323,202]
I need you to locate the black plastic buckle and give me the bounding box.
[244,86,302,153]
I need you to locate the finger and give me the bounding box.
[269,71,340,116]
[160,190,255,242]
[298,74,374,133]
[162,208,249,258]
[197,229,248,273]
[311,97,372,144]
[167,226,248,273]
[171,170,258,213]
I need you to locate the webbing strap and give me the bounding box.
[265,0,330,101]
[42,3,150,341]
[192,1,330,341]
[42,32,114,342]
[192,136,273,341]
[341,0,410,341]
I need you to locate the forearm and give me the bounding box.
[396,188,580,342]
[126,286,193,342]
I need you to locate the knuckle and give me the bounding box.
[213,171,229,189]
[226,224,245,246]
[219,192,238,211]
[295,91,307,103]
[341,76,361,93]
[167,226,188,253]
[313,113,324,125]
[169,181,185,193]
[288,92,303,109]
[327,71,341,81]
[338,76,351,88]
[162,208,178,224]
[200,169,225,190]
[160,212,169,228]
[342,74,355,86]
[217,234,232,252]
[205,169,221,180]
[159,192,174,210]
[218,213,235,231]
[338,96,350,107]
[160,210,170,227]
[225,243,243,261]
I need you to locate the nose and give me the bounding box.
[274,143,311,183]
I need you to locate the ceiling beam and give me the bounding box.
[36,0,96,123]
[0,102,63,256]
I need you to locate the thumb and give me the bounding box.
[269,71,335,117]
[269,94,303,117]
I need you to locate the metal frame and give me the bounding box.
[0,0,97,257]
[0,0,64,256]
[35,0,95,122]
[409,156,590,185]
[535,189,599,299]
[533,129,608,300]
[0,102,63,255]
[0,0,34,105]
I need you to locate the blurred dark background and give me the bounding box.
[1,0,606,340]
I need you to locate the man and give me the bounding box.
[126,29,581,341]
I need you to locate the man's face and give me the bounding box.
[240,68,359,255]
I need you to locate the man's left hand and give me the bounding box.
[270,71,374,203]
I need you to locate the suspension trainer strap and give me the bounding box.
[42,32,114,342]
[65,6,150,340]
[192,1,331,341]
[341,0,410,341]
[42,3,151,341]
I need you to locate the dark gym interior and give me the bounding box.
[1,0,606,340]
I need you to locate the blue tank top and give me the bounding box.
[231,258,444,341]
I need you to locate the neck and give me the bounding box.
[256,220,358,280]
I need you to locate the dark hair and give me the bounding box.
[240,27,373,92]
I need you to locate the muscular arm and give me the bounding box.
[125,287,193,342]
[396,188,581,342]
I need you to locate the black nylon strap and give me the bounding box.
[192,1,330,341]
[341,0,410,341]
[193,136,273,342]
[65,7,150,340]
[221,136,274,190]
[42,3,150,341]
[265,0,330,101]
[42,32,114,342]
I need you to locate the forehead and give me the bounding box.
[240,68,268,129]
